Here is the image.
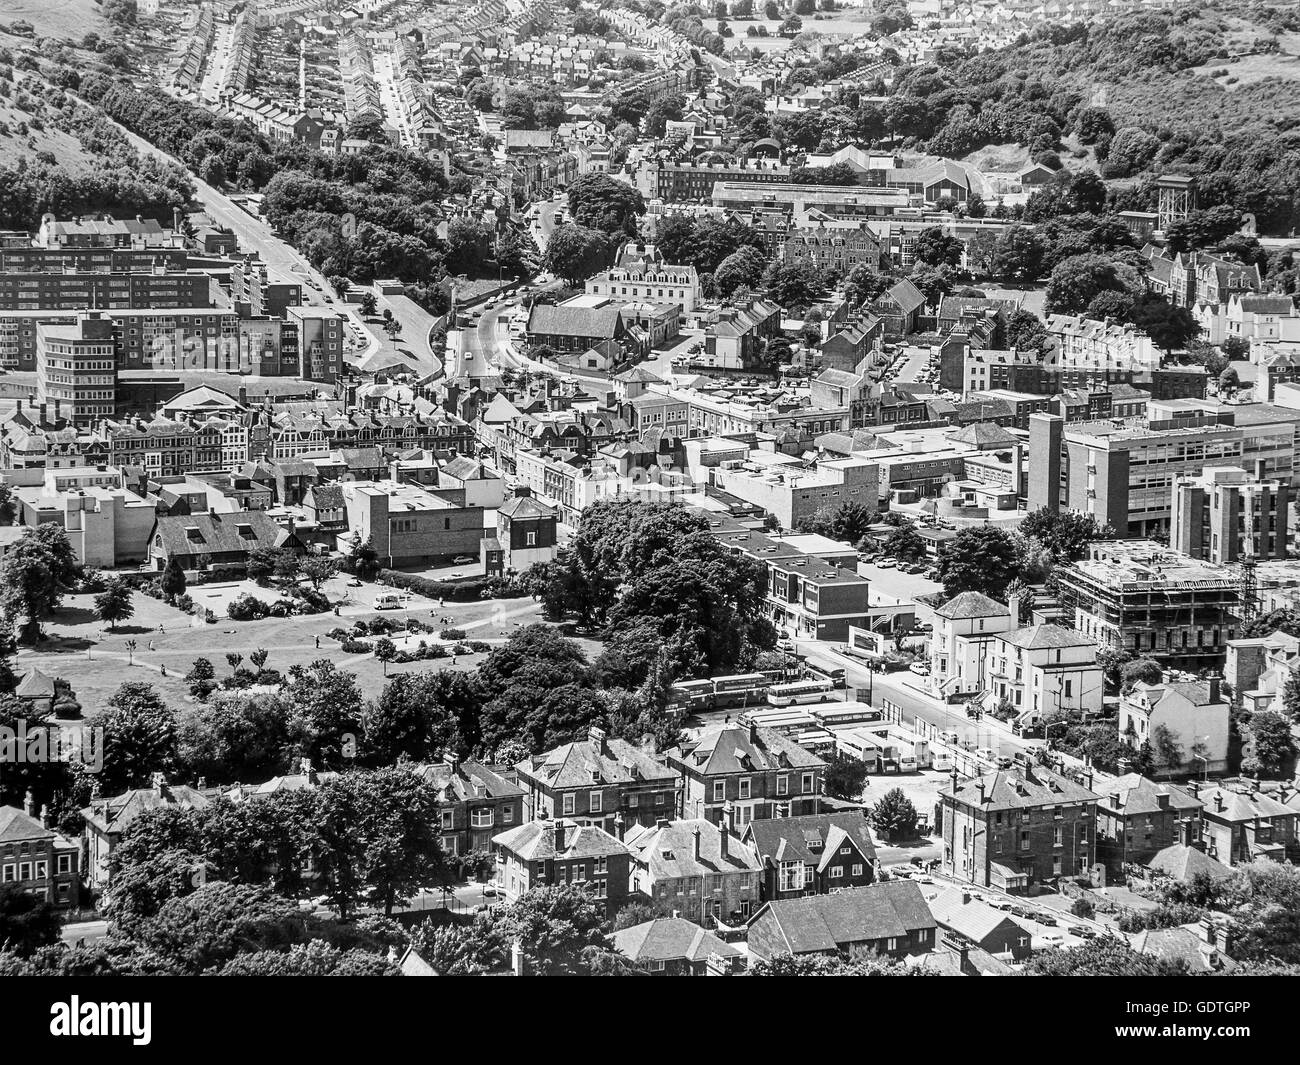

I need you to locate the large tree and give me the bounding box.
[566,174,646,236]
[94,682,179,796]
[936,526,1021,598]
[545,224,611,284]
[1019,509,1112,562]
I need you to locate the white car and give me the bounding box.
[876,558,898,569]
[908,662,929,677]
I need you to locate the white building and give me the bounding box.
[1118,678,1230,779]
[986,623,1104,728]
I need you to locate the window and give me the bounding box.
[778,861,804,892]
[776,774,788,796]
[440,810,454,830]
[34,861,47,880]
[839,846,852,855]
[802,773,814,793]
[886,937,898,952]
[590,792,603,813]
[851,864,864,877]
[712,781,726,802]
[470,809,493,829]
[57,855,71,875]
[18,862,31,881]
[596,856,607,874]
[562,793,575,816]
[1,865,13,883]
[738,777,751,800]
[829,866,844,879]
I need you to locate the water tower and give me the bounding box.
[1156,174,1197,233]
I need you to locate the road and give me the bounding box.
[358,287,444,377]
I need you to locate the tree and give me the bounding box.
[1019,509,1112,562]
[283,660,364,769]
[824,749,869,801]
[1245,710,1296,779]
[990,225,1046,283]
[160,556,187,599]
[497,883,608,974]
[0,526,74,641]
[1025,937,1188,975]
[1045,253,1140,315]
[94,682,179,795]
[1128,293,1200,352]
[711,244,768,296]
[1150,723,1183,773]
[361,670,483,765]
[0,885,60,956]
[346,536,380,580]
[1218,366,1240,393]
[566,174,645,235]
[313,768,447,918]
[300,556,338,591]
[184,658,217,700]
[762,261,822,310]
[176,691,291,785]
[1121,658,1162,690]
[936,526,1020,597]
[612,899,671,931]
[883,524,926,564]
[373,637,397,675]
[911,226,963,268]
[93,578,134,631]
[870,787,918,842]
[844,262,893,305]
[545,224,610,285]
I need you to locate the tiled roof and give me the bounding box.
[998,623,1096,651]
[1146,843,1232,883]
[0,805,54,844]
[613,918,740,964]
[492,818,628,861]
[519,734,676,789]
[1099,774,1201,817]
[624,819,761,878]
[934,591,1007,621]
[924,884,1027,944]
[671,722,824,776]
[411,760,523,803]
[947,767,1099,812]
[752,881,935,954]
[742,811,876,867]
[151,511,293,557]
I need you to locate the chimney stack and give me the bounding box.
[718,820,729,862]
[23,789,36,817]
[692,825,702,862]
[614,812,625,841]
[1208,676,1221,705]
[552,819,566,853]
[748,720,758,746]
[588,725,608,754]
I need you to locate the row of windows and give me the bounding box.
[711,773,815,802]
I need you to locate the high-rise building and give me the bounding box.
[36,311,117,426]
[1171,466,1289,564]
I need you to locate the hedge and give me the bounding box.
[377,569,529,602]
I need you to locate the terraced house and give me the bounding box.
[412,757,526,858]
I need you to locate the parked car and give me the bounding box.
[1036,913,1058,927]
[452,555,476,564]
[1037,931,1066,948]
[996,755,1014,770]
[877,558,898,569]
[908,662,930,677]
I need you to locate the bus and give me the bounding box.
[804,658,847,689]
[667,673,772,714]
[767,679,836,707]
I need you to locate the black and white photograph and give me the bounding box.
[0,0,1293,1036]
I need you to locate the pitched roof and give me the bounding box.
[1145,843,1232,883]
[624,819,762,878]
[947,767,1100,812]
[750,881,935,955]
[670,722,824,776]
[527,303,625,340]
[15,668,56,699]
[613,918,741,964]
[934,591,1008,621]
[150,511,293,557]
[491,818,628,861]
[518,733,676,790]
[1099,774,1202,817]
[0,805,54,844]
[81,784,212,835]
[878,278,926,315]
[950,422,1018,449]
[923,884,1028,945]
[410,760,524,803]
[498,492,557,521]
[742,811,877,867]
[998,623,1096,651]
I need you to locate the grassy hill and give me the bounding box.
[0,0,102,42]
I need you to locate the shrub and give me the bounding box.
[227,594,269,621]
[467,640,491,654]
[439,628,467,641]
[340,638,373,653]
[175,593,195,614]
[378,569,529,602]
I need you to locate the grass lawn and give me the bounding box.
[13,578,548,708]
[0,0,102,41]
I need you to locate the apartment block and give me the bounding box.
[1171,466,1289,564]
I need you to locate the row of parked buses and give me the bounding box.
[666,659,847,714]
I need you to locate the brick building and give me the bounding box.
[941,767,1099,893]
[624,817,763,925]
